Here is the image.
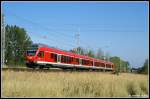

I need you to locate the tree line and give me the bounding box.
[4,25,32,66]
[137,59,148,74]
[2,24,148,74]
[70,47,131,73]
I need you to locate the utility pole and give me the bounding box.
[76,28,80,54]
[103,51,105,61]
[101,45,109,61]
[1,14,5,67]
[119,57,121,73]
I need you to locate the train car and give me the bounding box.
[24,44,115,71]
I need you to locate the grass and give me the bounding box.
[1,70,148,98]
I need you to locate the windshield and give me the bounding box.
[27,50,37,56]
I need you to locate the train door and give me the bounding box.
[57,55,61,63]
[37,51,45,62]
[93,61,95,67]
[79,58,82,65]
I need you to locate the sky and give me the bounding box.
[2,1,149,68]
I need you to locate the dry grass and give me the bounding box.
[1,70,148,98]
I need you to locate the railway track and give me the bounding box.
[1,67,67,72]
[1,67,111,73]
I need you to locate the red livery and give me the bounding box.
[24,44,115,71]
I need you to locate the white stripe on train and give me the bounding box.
[36,61,113,70]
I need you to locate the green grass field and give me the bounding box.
[2,70,148,98]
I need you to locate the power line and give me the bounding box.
[75,28,80,54]
[6,11,75,38]
[29,31,76,49]
[4,10,113,52]
[5,11,76,49]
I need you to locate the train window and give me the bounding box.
[64,56,67,63]
[84,60,86,65]
[85,60,87,65]
[106,64,108,68]
[54,54,57,62]
[87,60,89,65]
[82,59,87,65]
[71,57,73,62]
[64,56,66,63]
[63,56,65,62]
[63,56,65,63]
[70,57,72,62]
[91,61,93,66]
[62,56,64,62]
[95,62,97,66]
[57,55,61,62]
[66,56,67,63]
[68,57,69,63]
[27,50,36,56]
[68,57,70,63]
[66,56,68,63]
[95,62,99,66]
[82,59,84,65]
[51,53,57,62]
[69,57,71,63]
[76,58,79,64]
[68,57,71,63]
[38,51,44,58]
[68,56,70,63]
[61,55,64,62]
[51,53,54,58]
[106,64,110,68]
[79,59,82,64]
[101,63,105,67]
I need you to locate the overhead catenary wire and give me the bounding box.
[31,33,75,49]
[4,10,120,53]
[33,33,76,48]
[5,11,77,49]
[6,10,75,38]
[9,14,73,43]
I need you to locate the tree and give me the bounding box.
[87,49,95,58]
[1,14,5,67]
[70,47,85,55]
[5,25,32,66]
[138,59,148,74]
[105,52,110,61]
[110,56,121,74]
[143,59,148,74]
[96,48,104,60]
[125,61,130,72]
[70,47,131,74]
[121,61,128,72]
[126,61,130,71]
[110,56,131,73]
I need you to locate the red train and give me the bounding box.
[24,44,115,71]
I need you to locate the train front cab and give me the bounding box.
[25,47,46,68]
[25,50,38,68]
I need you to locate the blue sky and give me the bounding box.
[2,1,148,68]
